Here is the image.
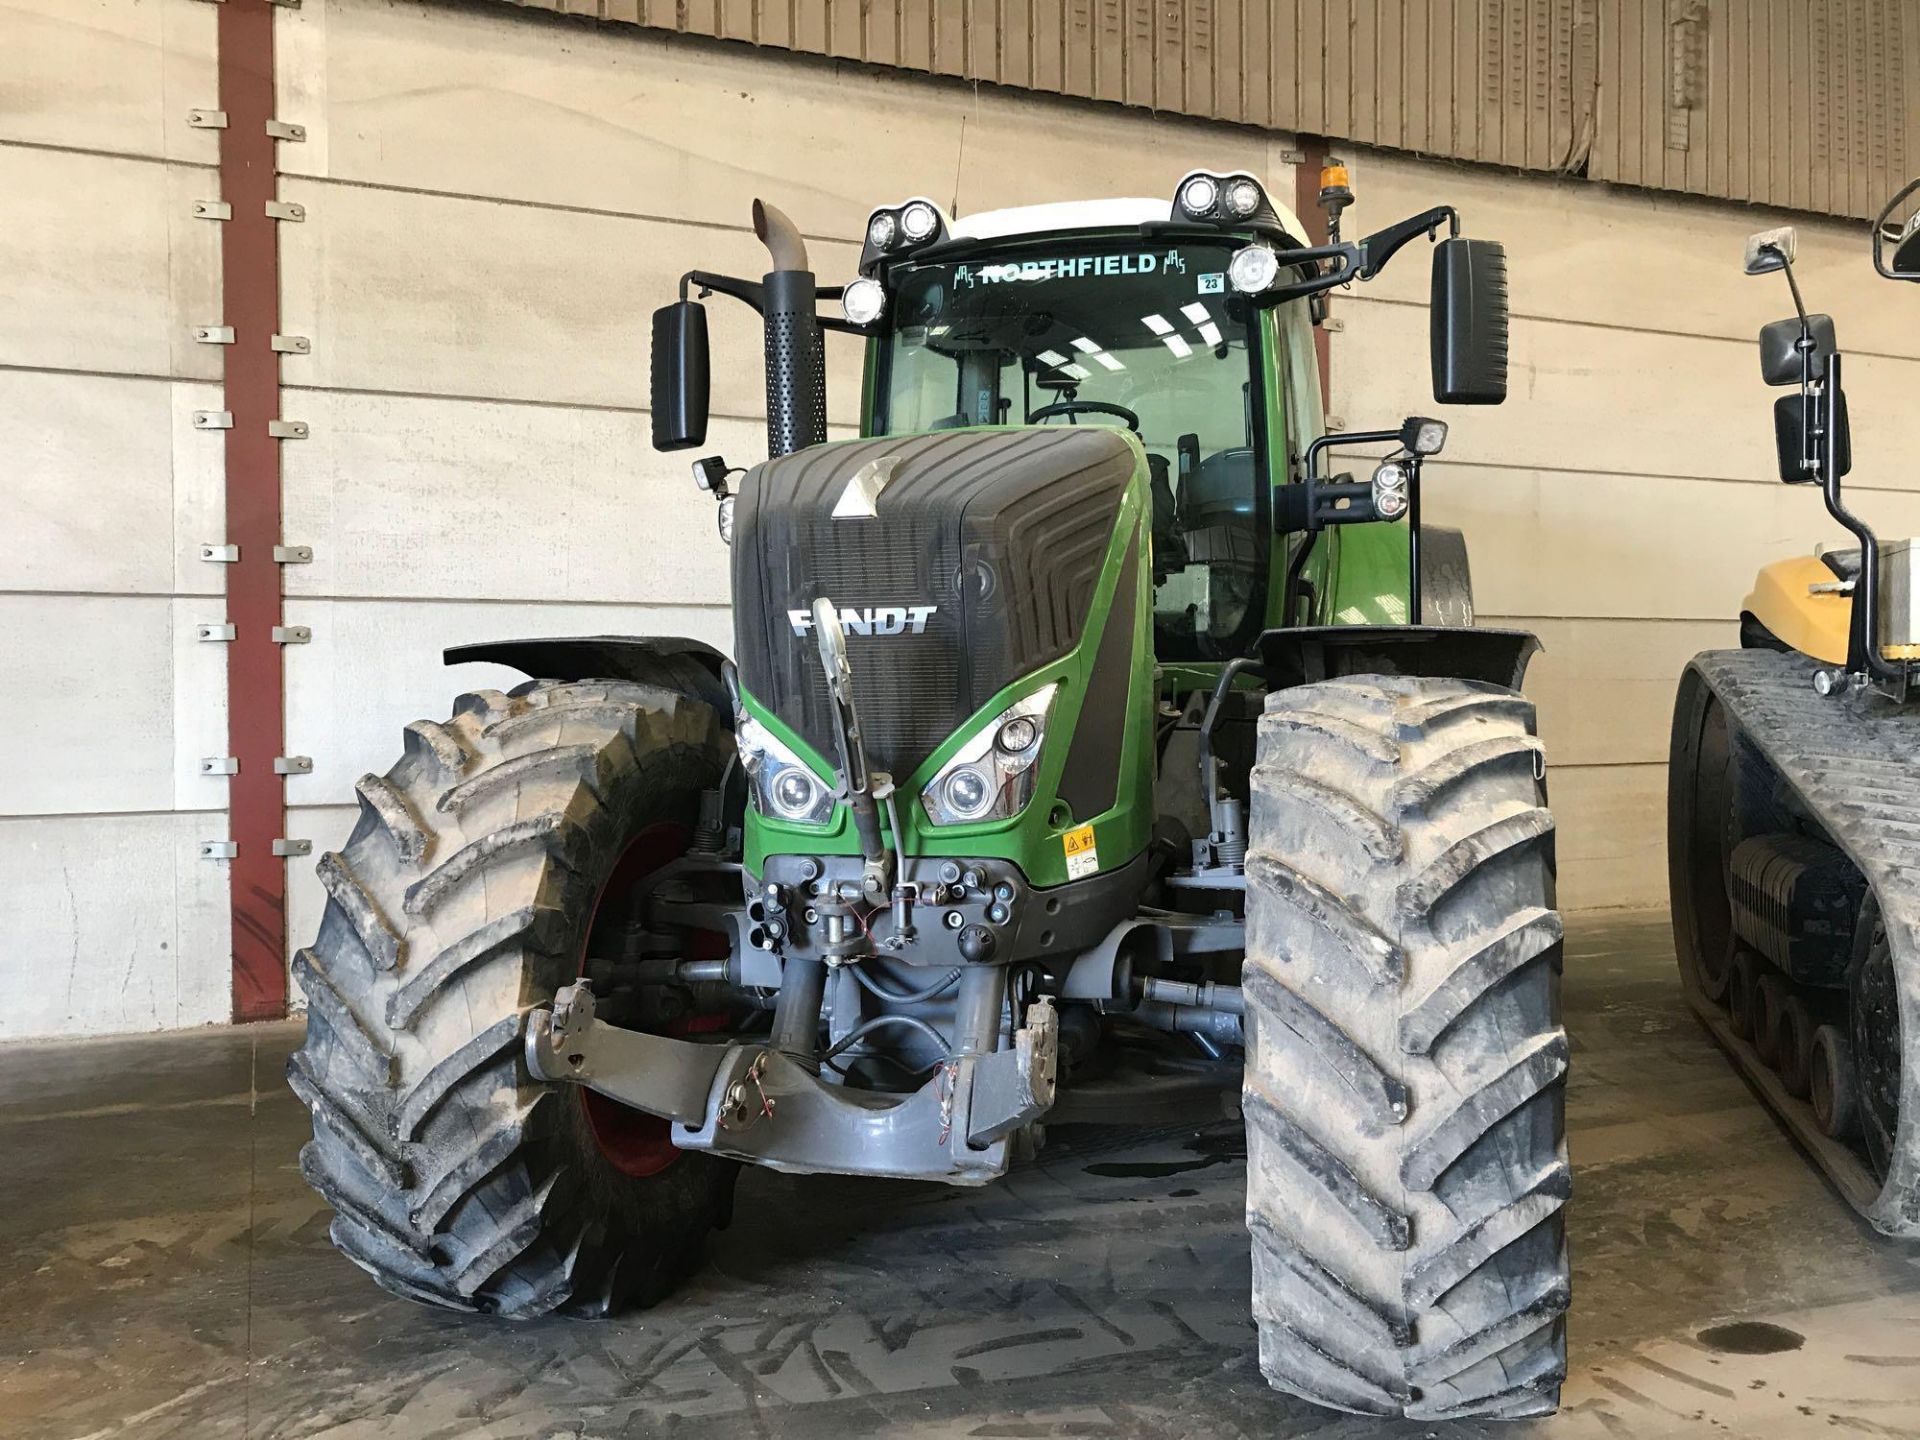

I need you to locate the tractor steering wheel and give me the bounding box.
[1028,400,1141,433]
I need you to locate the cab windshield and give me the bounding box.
[872,239,1270,661]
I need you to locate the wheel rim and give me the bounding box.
[577,821,698,1179]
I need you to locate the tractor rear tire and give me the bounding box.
[1244,675,1569,1421]
[289,676,736,1317]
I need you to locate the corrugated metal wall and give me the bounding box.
[492,0,1917,220]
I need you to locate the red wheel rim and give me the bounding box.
[576,821,713,1178]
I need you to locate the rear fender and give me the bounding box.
[445,635,733,719]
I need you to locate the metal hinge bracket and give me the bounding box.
[199,543,239,563]
[273,756,314,775]
[272,838,312,857]
[268,419,309,439]
[1279,147,1308,165]
[264,199,306,222]
[193,325,235,345]
[200,841,239,860]
[274,544,313,564]
[272,625,311,644]
[192,200,231,221]
[187,109,228,129]
[1322,317,1346,333]
[265,120,307,142]
[193,410,233,430]
[200,756,239,776]
[270,334,311,354]
[196,622,236,642]
[1324,414,1347,432]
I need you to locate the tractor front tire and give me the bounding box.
[1244,675,1569,1420]
[289,676,735,1317]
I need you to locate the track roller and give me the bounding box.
[1754,973,1791,1067]
[1810,1024,1861,1139]
[1779,997,1817,1099]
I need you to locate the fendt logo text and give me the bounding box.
[788,605,937,638]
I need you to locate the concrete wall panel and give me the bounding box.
[0,374,224,597]
[278,391,752,604]
[1547,763,1670,914]
[0,811,229,1041]
[275,178,865,423]
[0,147,221,381]
[1347,148,1920,361]
[0,0,219,165]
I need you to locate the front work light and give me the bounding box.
[1371,460,1411,521]
[1179,175,1219,217]
[1225,178,1262,217]
[1400,416,1449,456]
[1229,244,1281,294]
[867,212,897,249]
[901,201,939,242]
[841,276,886,325]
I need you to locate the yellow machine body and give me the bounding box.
[1744,554,1851,666]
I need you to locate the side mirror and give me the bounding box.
[650,300,710,451]
[1758,314,1838,386]
[1430,237,1509,405]
[1773,390,1851,483]
[1744,227,1797,275]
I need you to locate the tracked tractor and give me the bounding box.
[290,164,1570,1420]
[1671,183,1920,1237]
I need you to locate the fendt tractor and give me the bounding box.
[1671,181,1920,1237]
[291,164,1572,1419]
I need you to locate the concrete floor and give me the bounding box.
[4,914,1919,1440]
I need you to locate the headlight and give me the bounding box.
[1229,244,1280,294]
[922,684,1059,826]
[1371,460,1411,521]
[737,714,834,826]
[1224,178,1262,217]
[867,211,896,249]
[900,201,939,242]
[841,276,886,326]
[716,493,736,545]
[1179,175,1219,217]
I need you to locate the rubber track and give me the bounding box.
[1244,674,1570,1420]
[1681,650,1920,1234]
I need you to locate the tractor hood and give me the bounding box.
[731,426,1138,782]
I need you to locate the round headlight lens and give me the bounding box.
[1371,460,1411,521]
[1228,245,1280,294]
[1225,178,1262,217]
[771,767,820,818]
[900,201,938,242]
[1179,176,1218,216]
[867,211,897,249]
[841,277,886,326]
[943,767,993,819]
[996,715,1039,753]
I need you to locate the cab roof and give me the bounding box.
[949,195,1311,249]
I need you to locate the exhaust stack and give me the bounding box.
[753,199,827,458]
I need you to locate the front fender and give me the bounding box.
[445,634,732,718]
[1253,625,1540,692]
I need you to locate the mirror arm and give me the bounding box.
[680,269,765,313]
[1355,206,1459,280]
[1265,242,1364,303]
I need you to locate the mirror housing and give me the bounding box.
[650,300,710,452]
[1744,226,1798,275]
[1430,237,1509,405]
[1773,390,1851,483]
[1759,313,1838,386]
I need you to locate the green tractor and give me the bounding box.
[290,165,1569,1420]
